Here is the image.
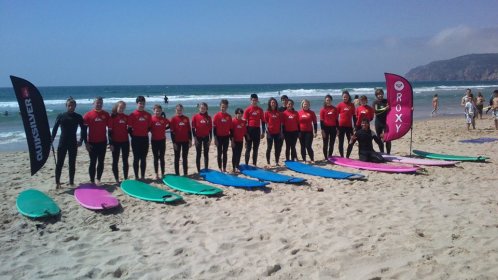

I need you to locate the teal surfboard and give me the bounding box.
[163,175,223,195]
[121,180,182,203]
[16,189,60,218]
[412,150,489,162]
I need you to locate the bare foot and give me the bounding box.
[56,183,61,190]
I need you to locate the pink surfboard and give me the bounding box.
[328,156,418,173]
[74,184,120,210]
[381,154,458,166]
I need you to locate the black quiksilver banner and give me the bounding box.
[10,76,51,175]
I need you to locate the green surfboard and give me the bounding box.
[413,149,489,162]
[163,174,223,196]
[121,180,182,203]
[16,189,61,218]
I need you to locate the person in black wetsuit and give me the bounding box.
[372,88,391,154]
[346,118,385,163]
[51,98,87,189]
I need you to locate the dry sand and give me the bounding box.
[0,116,497,279]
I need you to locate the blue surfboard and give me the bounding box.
[199,169,269,188]
[239,164,305,184]
[285,161,365,180]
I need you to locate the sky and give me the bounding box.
[1,0,498,87]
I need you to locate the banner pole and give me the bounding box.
[409,127,413,156]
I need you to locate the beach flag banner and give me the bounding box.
[10,76,52,176]
[383,73,413,142]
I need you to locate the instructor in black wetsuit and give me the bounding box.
[346,118,385,163]
[51,98,87,189]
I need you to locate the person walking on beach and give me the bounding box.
[192,102,212,173]
[128,96,152,180]
[320,94,338,160]
[231,108,246,173]
[476,92,485,119]
[461,88,472,107]
[372,89,391,154]
[464,95,477,130]
[213,99,232,173]
[298,99,317,163]
[431,94,439,117]
[108,101,129,183]
[150,104,170,180]
[83,97,110,185]
[51,98,87,189]
[337,90,355,157]
[170,104,192,175]
[346,118,385,163]
[492,90,498,130]
[264,97,284,167]
[282,99,300,161]
[243,94,266,166]
[354,95,374,131]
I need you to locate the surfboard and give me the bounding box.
[16,189,60,218]
[381,154,457,166]
[120,180,182,203]
[162,175,223,195]
[328,156,418,173]
[412,149,489,162]
[238,164,306,184]
[284,160,365,179]
[199,169,269,188]
[74,184,120,210]
[459,137,498,144]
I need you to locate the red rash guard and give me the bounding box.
[319,106,338,127]
[150,115,170,141]
[355,105,374,126]
[108,113,129,143]
[282,110,299,132]
[83,110,110,143]
[337,102,355,128]
[243,105,264,128]
[213,112,232,137]
[298,109,317,132]
[264,110,282,134]
[170,115,191,143]
[191,113,212,138]
[128,110,152,137]
[231,118,247,142]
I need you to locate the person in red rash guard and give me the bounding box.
[336,90,356,157]
[282,99,299,161]
[264,97,283,166]
[354,95,374,130]
[243,94,266,166]
[192,102,212,173]
[319,94,338,159]
[83,96,110,185]
[170,104,192,175]
[230,108,247,173]
[150,104,170,180]
[108,101,129,183]
[213,99,232,172]
[298,99,317,163]
[127,96,152,180]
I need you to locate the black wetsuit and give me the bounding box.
[372,98,391,154]
[346,128,385,163]
[51,112,87,185]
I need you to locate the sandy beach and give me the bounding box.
[1,115,497,279]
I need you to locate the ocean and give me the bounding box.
[1,81,497,152]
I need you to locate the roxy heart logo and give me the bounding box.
[21,87,30,99]
[394,81,404,91]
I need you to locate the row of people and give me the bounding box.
[51,91,392,187]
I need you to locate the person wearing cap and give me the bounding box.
[127,96,152,180]
[243,94,266,166]
[83,96,110,185]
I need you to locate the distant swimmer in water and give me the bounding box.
[164,95,169,104]
[3,111,8,116]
